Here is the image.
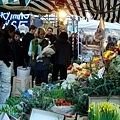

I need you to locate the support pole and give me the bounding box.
[57,19,60,36]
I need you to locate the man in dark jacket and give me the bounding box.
[12,31,24,75]
[45,27,57,44]
[22,25,37,67]
[52,32,72,82]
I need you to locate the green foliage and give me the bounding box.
[19,83,54,114]
[64,65,120,116]
[45,87,66,99]
[80,72,120,97]
[0,97,21,118]
[71,58,81,64]
[88,102,120,120]
[0,105,20,115]
[64,83,88,115]
[5,97,20,106]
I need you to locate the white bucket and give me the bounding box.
[17,66,30,79]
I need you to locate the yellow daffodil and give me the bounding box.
[88,102,120,120]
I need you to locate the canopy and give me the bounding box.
[0,0,119,23]
[78,20,120,30]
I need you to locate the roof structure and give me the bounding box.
[0,0,119,23]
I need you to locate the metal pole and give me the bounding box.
[57,13,59,36]
[72,16,75,32]
[73,18,74,32]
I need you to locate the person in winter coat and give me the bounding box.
[52,32,72,82]
[69,32,78,60]
[28,27,50,85]
[12,31,24,75]
[22,25,37,67]
[0,24,15,107]
[45,27,57,45]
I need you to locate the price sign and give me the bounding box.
[0,12,30,30]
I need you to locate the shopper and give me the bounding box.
[0,24,15,106]
[28,27,50,85]
[52,32,72,82]
[69,32,78,60]
[22,25,37,67]
[12,31,24,75]
[45,27,57,44]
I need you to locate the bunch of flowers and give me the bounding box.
[88,102,120,120]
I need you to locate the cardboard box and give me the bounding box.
[30,109,65,120]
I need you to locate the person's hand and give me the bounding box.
[31,52,35,60]
[31,52,35,56]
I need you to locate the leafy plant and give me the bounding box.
[45,87,66,99]
[88,102,120,120]
[5,97,20,106]
[18,83,54,114]
[64,83,88,115]
[64,63,120,116]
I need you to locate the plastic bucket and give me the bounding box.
[17,66,30,79]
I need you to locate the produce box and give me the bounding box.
[54,99,74,106]
[50,105,75,120]
[29,108,65,120]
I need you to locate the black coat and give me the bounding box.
[52,38,72,67]
[22,32,34,64]
[45,34,57,44]
[12,40,24,75]
[0,31,13,67]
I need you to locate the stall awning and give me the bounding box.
[0,0,18,5]
[0,0,119,23]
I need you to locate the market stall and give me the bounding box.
[78,20,120,62]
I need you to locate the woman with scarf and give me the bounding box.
[28,27,50,86]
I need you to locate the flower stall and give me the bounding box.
[0,19,120,120]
